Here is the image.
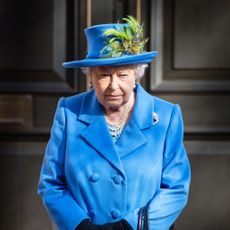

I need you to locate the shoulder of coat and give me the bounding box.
[153,96,175,113]
[152,96,175,126]
[65,91,87,107]
[153,96,174,108]
[62,91,89,119]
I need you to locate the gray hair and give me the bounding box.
[134,64,148,79]
[80,64,148,79]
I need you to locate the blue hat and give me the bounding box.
[63,18,158,68]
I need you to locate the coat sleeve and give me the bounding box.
[37,98,88,230]
[124,104,191,230]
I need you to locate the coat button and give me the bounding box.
[111,209,121,219]
[90,173,100,182]
[113,175,122,184]
[88,209,96,218]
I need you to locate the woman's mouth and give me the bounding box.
[105,95,122,100]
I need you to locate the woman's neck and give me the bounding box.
[104,92,135,125]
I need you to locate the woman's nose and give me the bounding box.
[110,75,119,89]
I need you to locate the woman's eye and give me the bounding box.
[119,74,128,78]
[100,74,110,77]
[98,74,110,80]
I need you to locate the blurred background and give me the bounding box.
[0,0,230,229]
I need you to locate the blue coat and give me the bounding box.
[38,84,191,230]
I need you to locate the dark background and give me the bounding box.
[0,0,230,229]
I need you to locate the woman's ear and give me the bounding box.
[134,73,138,84]
[87,75,93,88]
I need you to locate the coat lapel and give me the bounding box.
[77,84,158,170]
[115,84,156,158]
[78,89,125,176]
[115,119,147,158]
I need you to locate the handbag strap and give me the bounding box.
[143,205,149,230]
[137,205,149,230]
[137,207,144,230]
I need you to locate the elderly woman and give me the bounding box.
[38,16,191,230]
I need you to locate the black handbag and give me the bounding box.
[137,205,149,230]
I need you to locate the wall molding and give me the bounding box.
[149,0,230,92]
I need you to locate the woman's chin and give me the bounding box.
[105,101,123,111]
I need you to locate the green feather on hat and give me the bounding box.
[100,16,149,58]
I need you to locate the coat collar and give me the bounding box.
[78,89,125,176]
[78,84,155,128]
[78,88,103,124]
[77,84,156,173]
[115,84,155,158]
[130,84,155,129]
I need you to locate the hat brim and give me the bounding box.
[62,51,158,68]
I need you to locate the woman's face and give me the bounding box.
[90,65,136,111]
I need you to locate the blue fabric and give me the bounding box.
[62,24,158,68]
[37,84,191,230]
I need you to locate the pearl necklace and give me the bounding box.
[106,103,130,139]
